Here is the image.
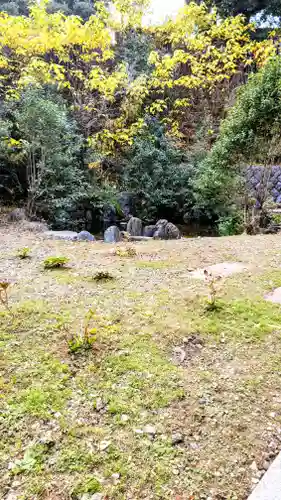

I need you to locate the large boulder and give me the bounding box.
[104,225,121,243]
[166,222,181,239]
[127,217,142,236]
[153,220,181,240]
[77,230,95,242]
[143,225,157,237]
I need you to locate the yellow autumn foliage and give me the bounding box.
[0,0,277,156]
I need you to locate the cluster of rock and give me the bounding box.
[104,217,181,242]
[7,207,181,243]
[50,218,181,243]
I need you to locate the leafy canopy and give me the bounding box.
[0,1,276,161]
[195,56,281,217]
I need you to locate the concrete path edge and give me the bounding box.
[248,452,281,500]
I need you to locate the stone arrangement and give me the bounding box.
[126,217,180,240]
[8,206,181,243]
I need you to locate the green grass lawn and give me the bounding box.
[1,229,281,499]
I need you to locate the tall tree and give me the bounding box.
[200,0,281,20]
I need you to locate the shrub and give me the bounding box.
[0,87,90,229]
[218,213,243,236]
[204,270,222,311]
[43,256,69,269]
[93,270,115,281]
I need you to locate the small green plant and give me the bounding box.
[93,270,115,281]
[204,270,221,311]
[17,247,31,259]
[11,444,47,475]
[67,309,97,353]
[271,213,281,225]
[114,246,137,257]
[0,280,11,310]
[218,213,243,236]
[72,476,102,496]
[43,256,69,269]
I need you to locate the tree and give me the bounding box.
[201,0,281,20]
[0,87,90,226]
[120,119,194,222]
[195,56,281,220]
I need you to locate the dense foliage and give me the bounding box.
[120,121,193,222]
[0,0,279,230]
[0,87,90,227]
[195,56,281,223]
[206,0,281,20]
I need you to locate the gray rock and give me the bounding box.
[153,220,181,240]
[153,219,168,239]
[95,397,105,411]
[43,230,78,241]
[5,492,19,500]
[171,433,184,445]
[77,230,95,242]
[104,225,121,243]
[166,222,181,239]
[127,217,142,236]
[143,225,156,237]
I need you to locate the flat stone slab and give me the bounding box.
[43,230,78,241]
[265,288,281,304]
[189,262,247,279]
[129,236,152,242]
[248,452,281,500]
